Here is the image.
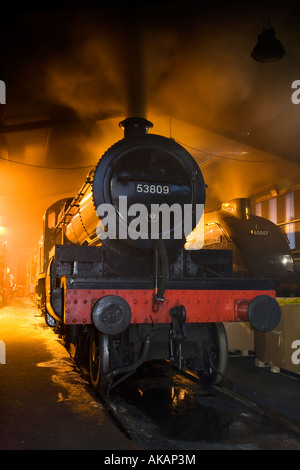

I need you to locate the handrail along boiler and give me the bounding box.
[35,118,281,392]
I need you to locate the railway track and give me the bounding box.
[90,360,300,450]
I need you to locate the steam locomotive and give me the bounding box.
[192,198,299,297]
[35,118,281,393]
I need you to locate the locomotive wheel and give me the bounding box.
[89,327,110,392]
[197,323,228,386]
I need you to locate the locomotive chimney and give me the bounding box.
[221,198,251,219]
[119,117,153,139]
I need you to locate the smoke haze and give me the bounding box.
[1,2,300,282]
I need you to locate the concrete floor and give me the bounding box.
[0,299,139,450]
[226,354,300,429]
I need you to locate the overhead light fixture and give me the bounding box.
[251,26,285,62]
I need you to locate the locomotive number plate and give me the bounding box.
[250,229,269,236]
[136,183,170,194]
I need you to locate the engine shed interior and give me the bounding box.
[1,0,300,451]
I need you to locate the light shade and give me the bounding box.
[251,27,285,62]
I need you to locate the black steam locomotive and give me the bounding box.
[35,118,281,392]
[194,198,299,297]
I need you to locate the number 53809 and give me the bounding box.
[136,183,170,194]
